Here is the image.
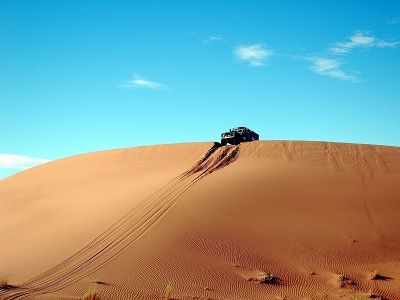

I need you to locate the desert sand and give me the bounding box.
[1,141,400,300]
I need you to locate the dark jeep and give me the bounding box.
[220,127,259,145]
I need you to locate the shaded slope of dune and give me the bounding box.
[0,143,212,282]
[1,141,400,300]
[0,143,239,300]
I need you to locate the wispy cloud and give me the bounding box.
[330,32,376,54]
[376,40,400,48]
[202,36,223,45]
[307,57,358,82]
[234,44,272,67]
[119,74,166,90]
[387,17,400,25]
[0,154,50,170]
[330,32,399,54]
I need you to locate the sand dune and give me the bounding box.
[1,141,400,300]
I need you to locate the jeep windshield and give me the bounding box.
[222,132,234,138]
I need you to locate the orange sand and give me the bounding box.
[1,141,400,300]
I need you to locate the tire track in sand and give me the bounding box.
[0,143,240,300]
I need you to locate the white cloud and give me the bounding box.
[202,36,223,45]
[308,57,358,82]
[331,32,399,54]
[0,154,50,170]
[331,32,376,54]
[119,74,165,90]
[234,44,272,67]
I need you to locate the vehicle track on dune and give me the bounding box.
[0,144,240,300]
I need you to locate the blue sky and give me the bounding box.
[1,0,400,178]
